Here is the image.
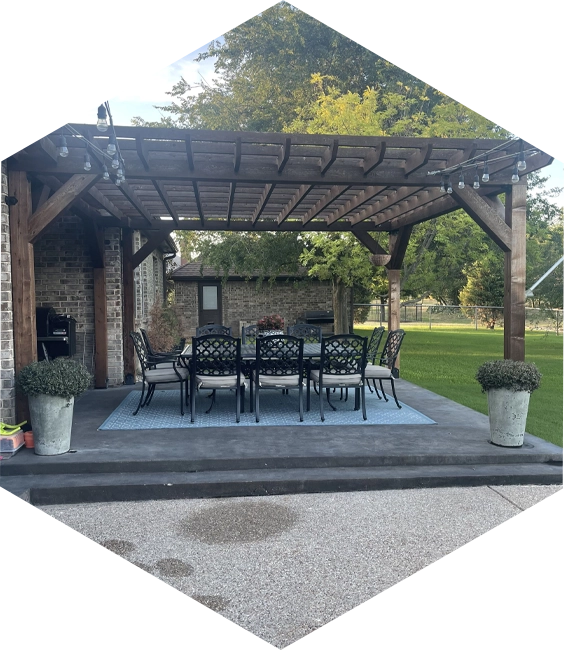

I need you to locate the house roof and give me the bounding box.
[171,261,309,281]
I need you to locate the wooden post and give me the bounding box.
[8,171,37,422]
[504,183,527,361]
[122,229,136,382]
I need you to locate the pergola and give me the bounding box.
[7,125,553,416]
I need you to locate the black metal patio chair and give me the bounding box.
[251,335,305,422]
[196,324,232,337]
[287,324,322,343]
[363,329,405,408]
[140,328,186,367]
[365,326,385,396]
[190,334,246,423]
[307,334,367,422]
[130,331,189,416]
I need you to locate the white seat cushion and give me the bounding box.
[196,374,246,389]
[145,367,189,382]
[257,374,303,388]
[364,364,393,379]
[309,370,362,387]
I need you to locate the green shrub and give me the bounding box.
[476,360,542,394]
[17,358,92,400]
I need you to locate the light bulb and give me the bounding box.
[512,164,519,183]
[111,154,120,169]
[83,152,91,171]
[440,182,446,193]
[102,164,110,181]
[117,166,125,180]
[482,167,489,183]
[115,177,122,186]
[517,158,526,171]
[458,172,465,189]
[57,135,69,158]
[97,105,108,132]
[447,180,453,194]
[107,135,117,156]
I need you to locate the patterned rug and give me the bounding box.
[98,388,436,430]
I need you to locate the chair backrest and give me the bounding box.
[320,334,367,378]
[130,331,150,375]
[287,324,322,343]
[242,324,259,345]
[196,324,232,337]
[255,335,304,378]
[139,328,156,356]
[379,329,405,368]
[366,326,385,364]
[191,334,241,378]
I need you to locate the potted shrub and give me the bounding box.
[476,360,542,447]
[257,314,285,336]
[16,358,92,456]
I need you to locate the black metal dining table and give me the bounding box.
[179,343,322,360]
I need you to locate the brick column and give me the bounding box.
[0,162,16,423]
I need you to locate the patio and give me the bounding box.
[1,381,561,505]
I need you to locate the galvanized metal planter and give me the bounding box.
[487,388,530,447]
[28,394,74,455]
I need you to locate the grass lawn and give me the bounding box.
[354,326,563,448]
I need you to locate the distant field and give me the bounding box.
[354,326,563,448]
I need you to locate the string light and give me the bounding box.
[107,134,117,156]
[473,165,480,190]
[512,162,520,183]
[440,175,447,192]
[97,105,109,132]
[517,141,527,171]
[83,151,91,171]
[57,134,69,157]
[458,170,465,189]
[102,164,110,181]
[111,154,120,169]
[482,156,490,183]
[446,177,453,194]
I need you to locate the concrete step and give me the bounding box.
[1,462,561,506]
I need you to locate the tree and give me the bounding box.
[132,2,443,132]
[459,253,505,328]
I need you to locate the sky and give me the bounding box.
[65,41,563,205]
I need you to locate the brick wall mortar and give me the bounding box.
[0,161,15,422]
[105,228,123,386]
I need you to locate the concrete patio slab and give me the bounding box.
[1,380,561,504]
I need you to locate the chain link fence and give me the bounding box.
[355,304,563,334]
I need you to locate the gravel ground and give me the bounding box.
[41,484,561,648]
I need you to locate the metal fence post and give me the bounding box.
[429,307,431,330]
[475,307,478,330]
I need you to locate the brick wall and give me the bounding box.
[0,161,15,423]
[173,278,334,337]
[105,228,123,386]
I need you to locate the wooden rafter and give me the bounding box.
[326,185,387,226]
[384,194,459,231]
[277,138,291,173]
[277,184,313,225]
[349,187,420,226]
[252,184,275,224]
[192,181,204,225]
[320,139,339,175]
[362,141,386,175]
[404,143,434,176]
[118,181,154,226]
[227,182,236,225]
[234,137,242,173]
[302,185,350,225]
[152,180,180,225]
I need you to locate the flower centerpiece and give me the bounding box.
[476,359,542,447]
[257,314,285,336]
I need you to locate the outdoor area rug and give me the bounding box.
[98,388,436,430]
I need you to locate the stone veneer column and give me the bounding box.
[104,228,123,386]
[0,162,16,422]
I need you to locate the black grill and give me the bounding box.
[298,310,334,334]
[36,307,77,360]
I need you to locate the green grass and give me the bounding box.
[354,326,563,448]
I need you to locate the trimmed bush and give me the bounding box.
[17,358,92,400]
[476,360,542,394]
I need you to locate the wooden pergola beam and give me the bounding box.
[28,173,101,243]
[387,226,413,270]
[8,171,37,421]
[277,138,291,173]
[452,186,512,251]
[349,186,421,226]
[132,225,176,269]
[193,181,204,225]
[362,141,386,175]
[404,143,433,176]
[504,183,527,361]
[227,182,236,225]
[118,181,154,226]
[320,139,339,175]
[382,194,458,231]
